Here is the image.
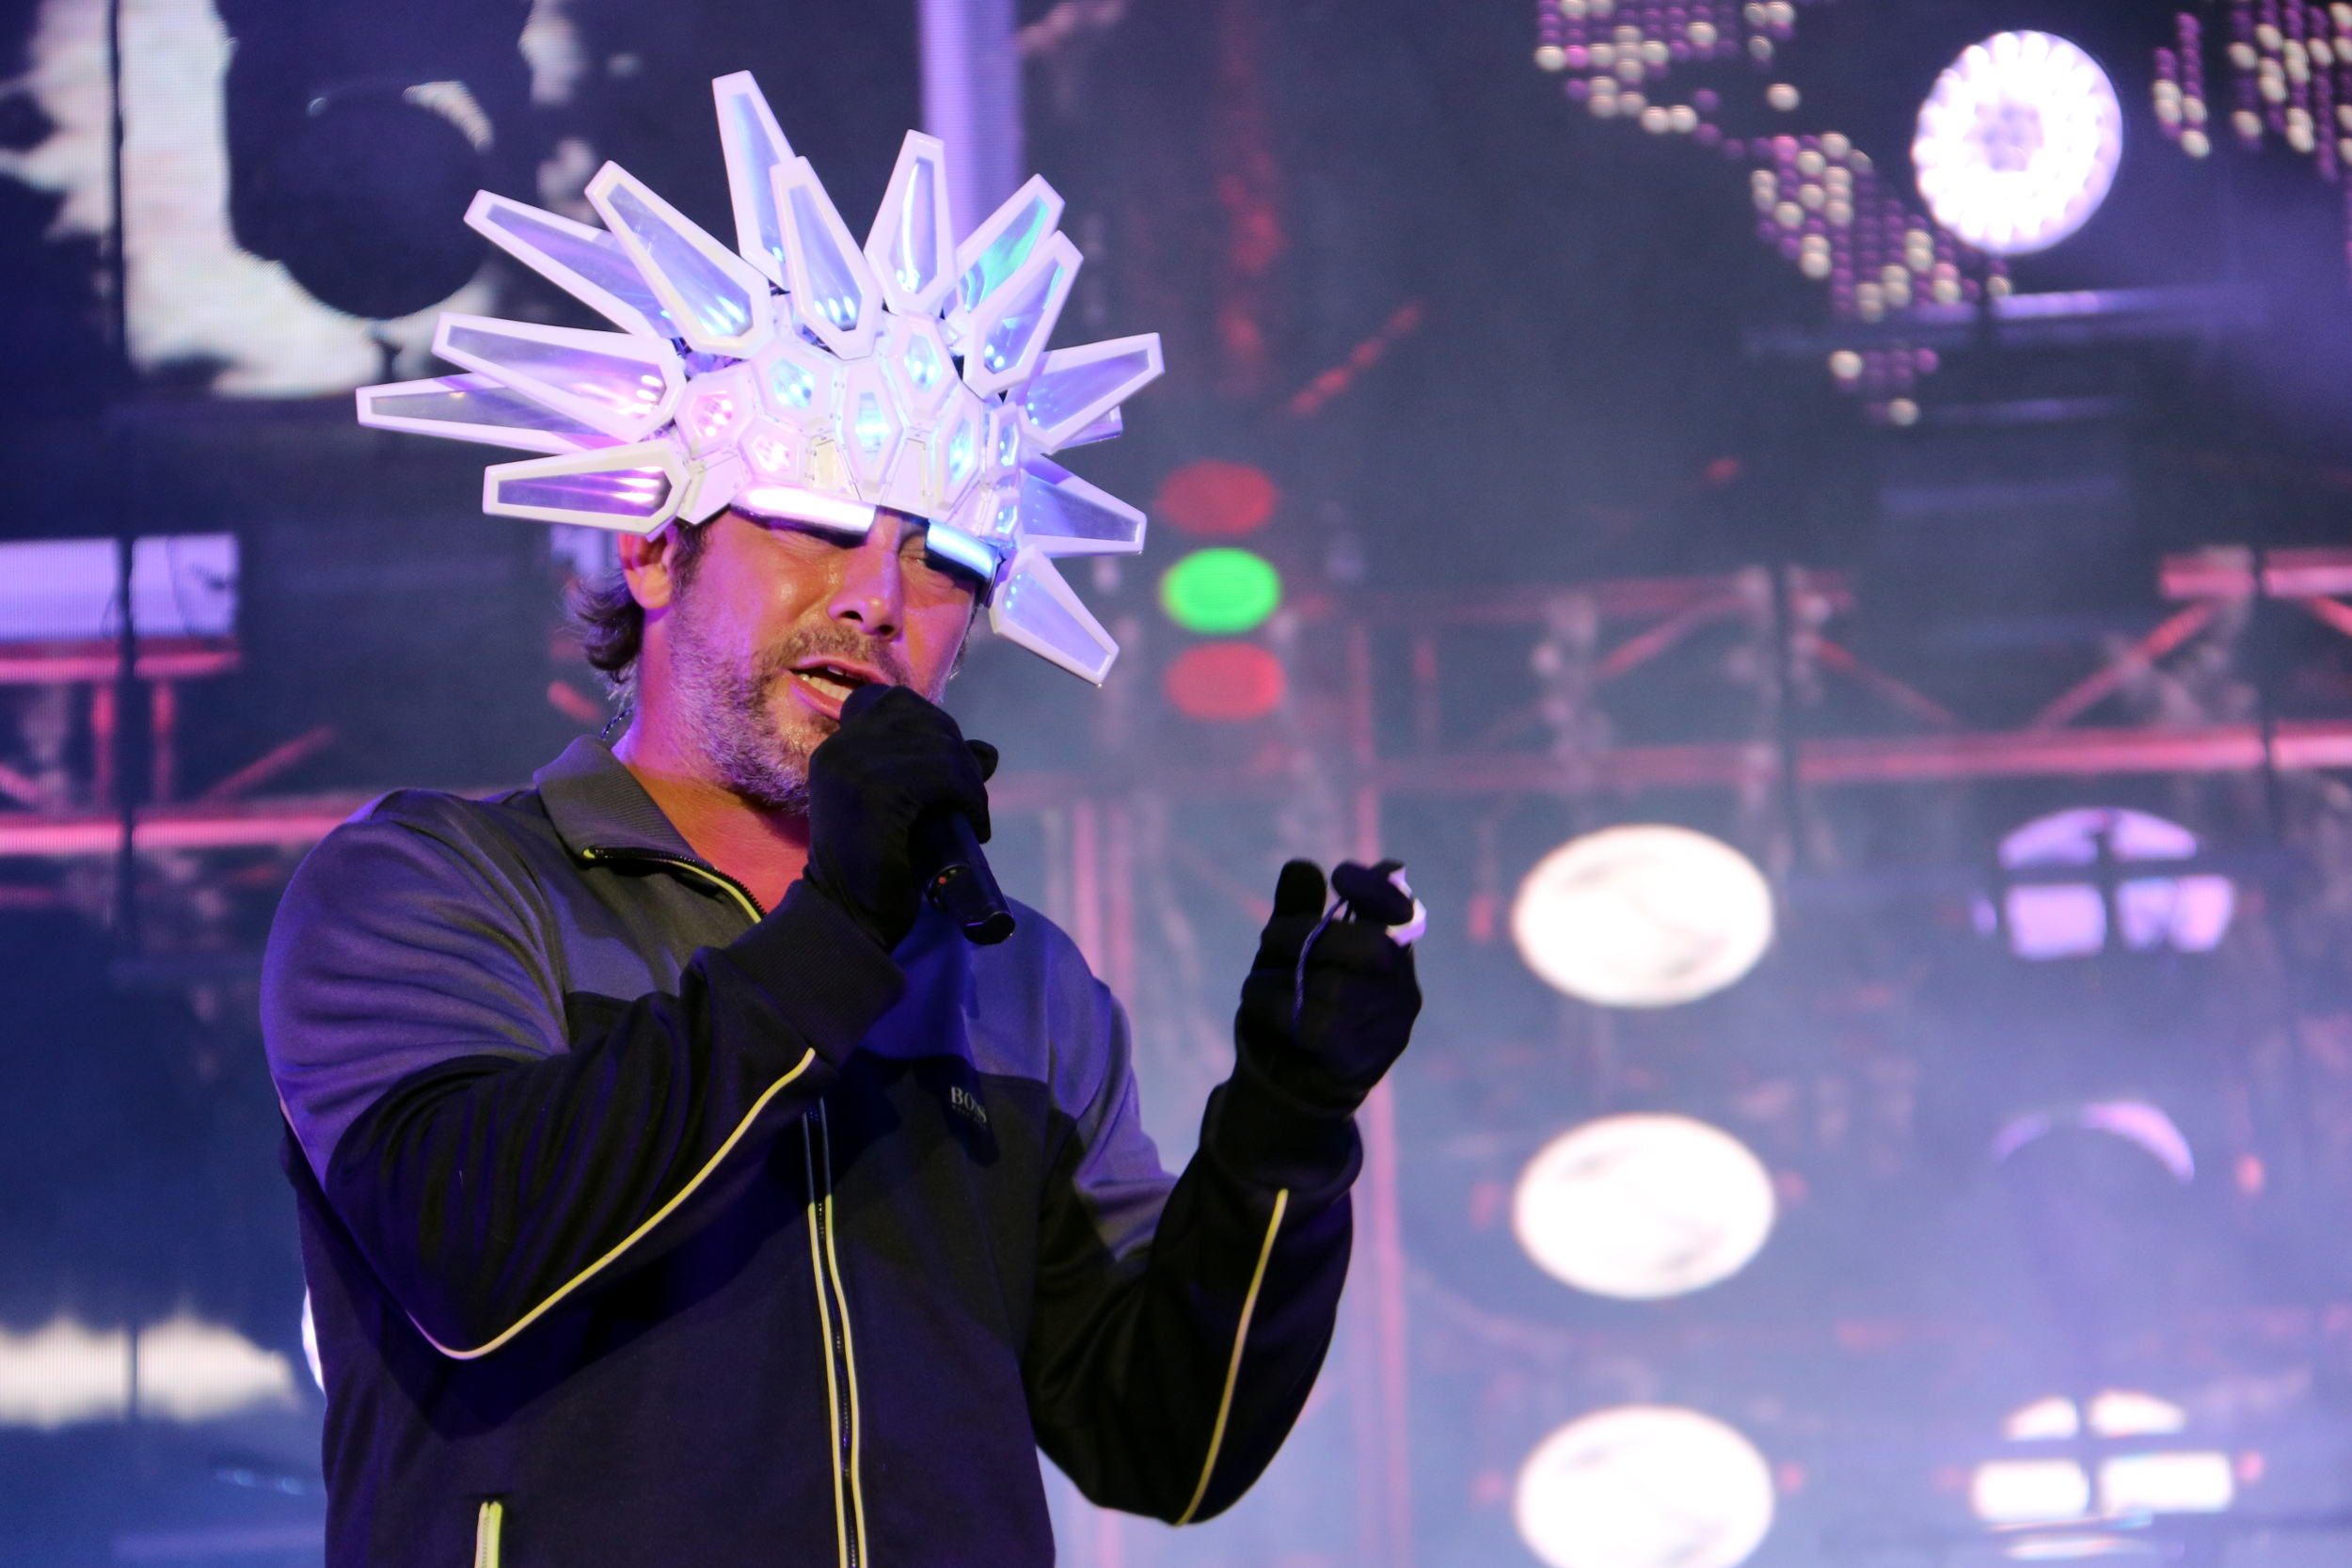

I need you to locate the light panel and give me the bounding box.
[1913,32,2122,256]
[1515,1406,1774,1568]
[1513,1114,1776,1300]
[1511,825,1773,1006]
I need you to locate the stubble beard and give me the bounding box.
[667,590,918,815]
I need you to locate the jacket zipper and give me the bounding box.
[582,845,868,1566]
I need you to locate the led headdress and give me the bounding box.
[354,71,1160,683]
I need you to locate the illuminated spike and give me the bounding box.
[585,163,775,358]
[1016,334,1162,451]
[771,156,882,359]
[483,442,688,532]
[356,372,615,454]
[712,71,796,287]
[464,193,678,341]
[961,232,1081,397]
[864,132,958,317]
[949,176,1065,330]
[433,315,685,442]
[990,546,1119,684]
[1057,406,1121,449]
[1015,457,1146,557]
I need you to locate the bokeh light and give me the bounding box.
[1511,825,1774,1007]
[1163,641,1285,721]
[1973,807,2234,960]
[1976,1392,2231,1525]
[1160,547,1283,636]
[1154,459,1279,538]
[1514,1405,1775,1568]
[1513,1114,1776,1300]
[1912,32,2122,256]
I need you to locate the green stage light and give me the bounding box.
[1160,547,1281,635]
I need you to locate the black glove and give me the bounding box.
[803,684,994,952]
[1233,859,1422,1114]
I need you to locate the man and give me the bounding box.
[265,71,1423,1567]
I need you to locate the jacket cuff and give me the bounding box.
[714,880,906,1069]
[1201,1047,1362,1205]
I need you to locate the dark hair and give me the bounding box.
[565,522,708,696]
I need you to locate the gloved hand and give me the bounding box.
[1233,859,1423,1114]
[803,684,994,951]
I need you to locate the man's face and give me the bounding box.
[651,506,981,810]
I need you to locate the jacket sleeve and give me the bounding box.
[1022,958,1359,1524]
[262,801,904,1358]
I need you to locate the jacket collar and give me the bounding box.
[532,736,706,864]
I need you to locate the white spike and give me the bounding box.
[864,132,958,317]
[586,163,775,358]
[712,71,796,287]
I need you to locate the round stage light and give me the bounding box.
[1513,1114,1776,1300]
[1511,825,1773,1007]
[1164,641,1285,721]
[1515,1405,1775,1568]
[1155,460,1279,538]
[1912,31,2122,256]
[1160,547,1282,635]
[1974,806,2233,961]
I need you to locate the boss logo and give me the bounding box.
[947,1085,990,1127]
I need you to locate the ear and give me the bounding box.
[619,524,690,611]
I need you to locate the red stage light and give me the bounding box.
[1154,460,1279,538]
[1164,642,1284,721]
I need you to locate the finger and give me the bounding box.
[839,681,896,726]
[1269,859,1327,922]
[966,738,1000,783]
[1300,917,1407,972]
[1330,861,1414,926]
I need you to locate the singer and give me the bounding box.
[262,71,1424,1568]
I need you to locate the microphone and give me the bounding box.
[912,810,1016,945]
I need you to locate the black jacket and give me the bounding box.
[262,737,1359,1567]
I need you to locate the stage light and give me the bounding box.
[2102,1451,2233,1515]
[1154,460,1279,538]
[0,1315,297,1428]
[0,1319,130,1429]
[1160,547,1282,635]
[0,535,238,641]
[1912,32,2122,256]
[2002,1390,2188,1444]
[1974,807,2233,961]
[1979,1392,2229,1526]
[133,1316,302,1422]
[1513,1114,1776,1300]
[1164,641,1285,721]
[1514,1405,1774,1568]
[1992,1101,2196,1185]
[1972,1458,2090,1524]
[1510,825,1773,1007]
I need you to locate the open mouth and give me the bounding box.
[786,657,889,716]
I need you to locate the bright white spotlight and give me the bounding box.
[1971,1458,2091,1524]
[1513,1115,1776,1300]
[1515,1405,1775,1568]
[1511,826,1773,1007]
[1913,32,2122,256]
[2100,1451,2233,1515]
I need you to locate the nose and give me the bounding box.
[826,522,907,641]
